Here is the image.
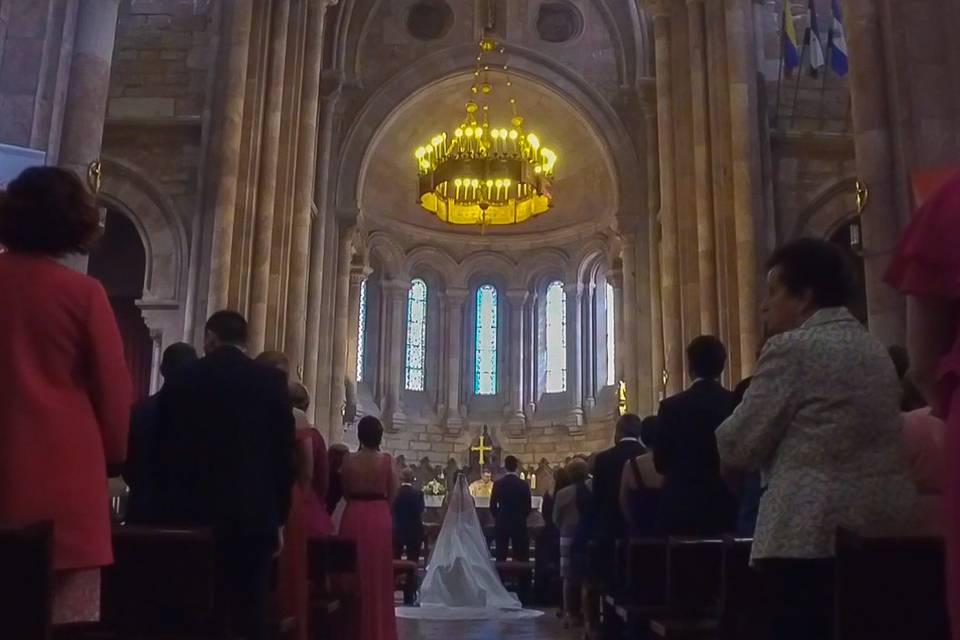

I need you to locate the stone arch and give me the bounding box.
[405,245,459,288]
[791,176,859,239]
[98,156,190,392]
[455,251,522,289]
[518,247,570,290]
[366,231,408,280]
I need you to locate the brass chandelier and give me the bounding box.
[414,36,557,226]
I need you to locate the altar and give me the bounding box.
[423,495,544,511]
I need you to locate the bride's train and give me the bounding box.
[395,473,543,620]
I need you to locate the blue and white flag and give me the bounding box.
[828,0,849,76]
[805,0,826,76]
[783,0,801,73]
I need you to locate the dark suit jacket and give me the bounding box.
[123,391,164,524]
[654,378,737,535]
[490,473,532,531]
[392,484,425,539]
[592,439,646,539]
[154,346,296,537]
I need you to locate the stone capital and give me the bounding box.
[563,281,584,298]
[444,287,470,306]
[381,278,412,296]
[505,289,529,305]
[349,264,372,286]
[607,268,624,290]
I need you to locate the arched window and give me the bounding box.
[356,278,367,382]
[404,278,428,391]
[474,284,498,395]
[606,281,616,385]
[545,281,567,393]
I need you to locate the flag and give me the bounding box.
[782,0,801,73]
[828,0,849,76]
[805,0,826,76]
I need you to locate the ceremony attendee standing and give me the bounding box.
[393,469,426,563]
[718,238,917,640]
[0,166,132,625]
[490,455,533,561]
[552,458,590,628]
[885,171,960,636]
[125,342,197,524]
[592,414,646,541]
[619,416,664,536]
[339,416,398,640]
[655,336,737,535]
[155,311,295,640]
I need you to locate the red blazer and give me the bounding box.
[0,253,131,570]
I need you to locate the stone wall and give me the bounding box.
[107,0,210,119]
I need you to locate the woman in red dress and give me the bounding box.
[0,167,132,624]
[339,416,399,640]
[886,170,960,638]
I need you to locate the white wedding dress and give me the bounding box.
[395,473,541,620]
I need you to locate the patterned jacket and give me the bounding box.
[716,308,917,561]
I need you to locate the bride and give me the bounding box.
[413,471,526,614]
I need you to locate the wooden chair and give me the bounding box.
[835,528,949,640]
[100,525,226,639]
[0,522,54,640]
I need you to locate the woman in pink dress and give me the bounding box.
[289,382,333,537]
[0,167,132,624]
[339,416,398,640]
[886,169,960,638]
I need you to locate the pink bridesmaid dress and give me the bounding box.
[887,170,960,638]
[338,453,398,640]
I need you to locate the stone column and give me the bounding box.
[327,224,355,443]
[285,0,329,370]
[207,0,254,312]
[345,264,372,400]
[248,0,290,353]
[620,235,642,413]
[608,268,625,387]
[651,0,683,395]
[382,278,411,432]
[505,290,528,434]
[688,0,718,336]
[443,288,467,434]
[525,293,538,416]
[582,282,596,409]
[564,282,585,430]
[56,0,119,173]
[844,0,905,344]
[725,0,761,377]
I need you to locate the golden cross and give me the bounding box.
[471,434,493,466]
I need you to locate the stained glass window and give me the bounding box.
[404,278,428,391]
[474,284,498,395]
[545,281,567,393]
[606,281,616,385]
[356,279,367,382]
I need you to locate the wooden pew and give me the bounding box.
[392,559,419,605]
[0,522,53,640]
[716,537,768,640]
[100,525,226,639]
[603,538,668,639]
[308,535,357,640]
[495,561,534,605]
[835,528,949,640]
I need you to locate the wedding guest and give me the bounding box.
[0,166,132,625]
[339,416,398,640]
[885,172,960,633]
[717,238,917,640]
[289,382,332,537]
[889,345,928,411]
[552,458,590,628]
[125,342,197,524]
[326,443,350,514]
[490,455,533,561]
[393,469,426,563]
[255,349,291,380]
[730,376,763,538]
[155,311,296,640]
[655,335,737,535]
[619,416,664,536]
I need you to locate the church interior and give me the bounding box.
[2,0,960,639]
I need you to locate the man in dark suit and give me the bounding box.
[123,342,197,524]
[154,311,295,640]
[654,335,737,535]
[592,413,647,540]
[490,455,532,561]
[393,468,426,563]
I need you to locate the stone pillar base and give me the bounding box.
[567,407,584,434]
[385,409,407,433]
[444,412,463,436]
[506,412,526,437]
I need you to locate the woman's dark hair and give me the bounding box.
[159,342,198,381]
[357,415,384,449]
[766,238,854,308]
[639,416,660,449]
[554,467,571,493]
[0,166,102,255]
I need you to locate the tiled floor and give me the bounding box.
[397,609,581,640]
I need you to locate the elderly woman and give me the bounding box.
[716,238,916,640]
[552,458,590,628]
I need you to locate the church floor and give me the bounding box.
[397,609,580,640]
